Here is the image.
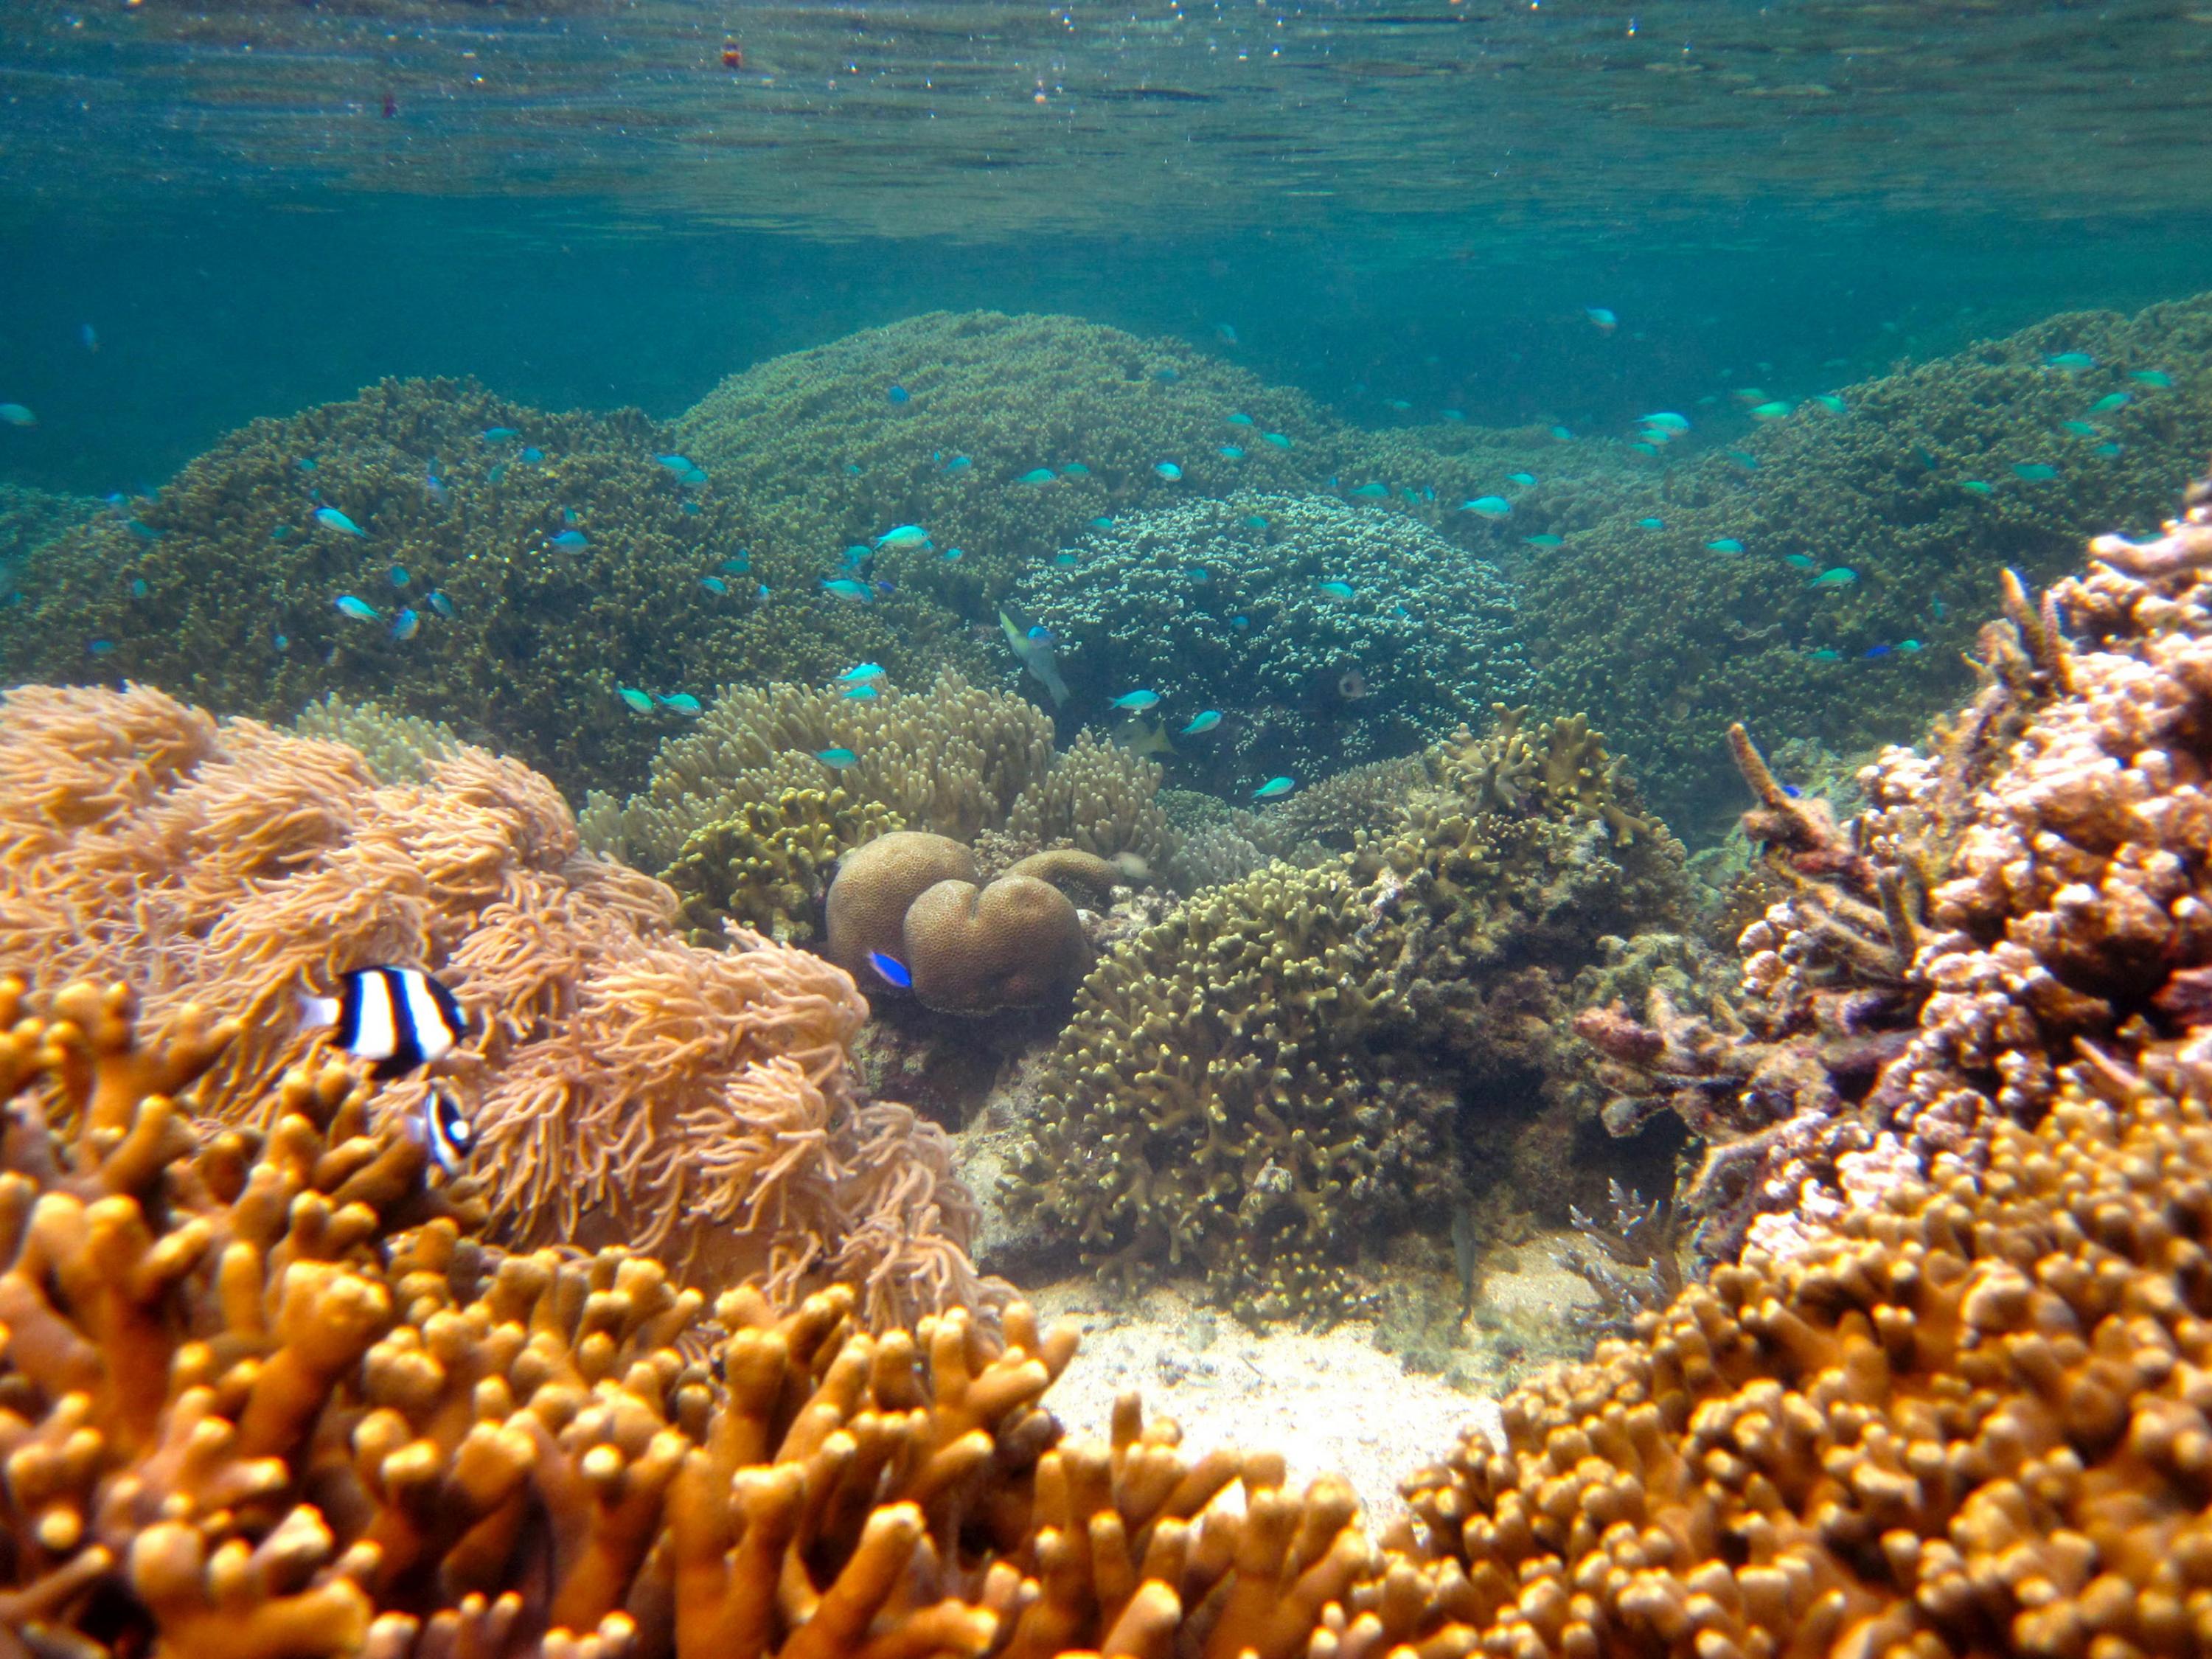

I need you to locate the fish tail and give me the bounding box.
[297,992,339,1031]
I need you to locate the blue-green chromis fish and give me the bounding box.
[1464,496,1510,518]
[816,748,860,768]
[619,687,653,714]
[657,693,702,714]
[1506,473,1537,487]
[1226,412,1254,425]
[2131,370,2174,388]
[1111,689,1161,711]
[1961,480,1994,494]
[838,662,886,682]
[2059,421,2099,437]
[1810,567,1858,587]
[1252,776,1295,799]
[1315,580,1355,599]
[314,507,365,536]
[1262,433,1292,448]
[821,579,874,602]
[1155,462,1183,481]
[1220,446,1246,460]
[1181,711,1222,735]
[1017,467,1057,484]
[1705,538,1745,554]
[873,524,931,550]
[1524,534,1564,548]
[1352,483,1391,498]
[1061,462,1091,478]
[389,608,419,642]
[550,530,588,551]
[1750,401,1793,421]
[843,684,879,700]
[700,577,728,594]
[2089,392,2130,412]
[1812,395,1848,414]
[1637,518,1664,529]
[334,595,380,622]
[2046,352,2094,371]
[2013,463,2059,481]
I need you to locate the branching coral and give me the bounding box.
[1003,709,1685,1324]
[1012,491,1531,792]
[0,377,982,799]
[0,681,985,1325]
[0,973,1468,1659]
[1523,291,2212,835]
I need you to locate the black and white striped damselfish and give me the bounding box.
[422,1088,477,1178]
[299,965,467,1079]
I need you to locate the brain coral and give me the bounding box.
[0,681,987,1326]
[1003,708,1683,1324]
[0,376,984,798]
[1011,492,1532,792]
[1521,289,2212,836]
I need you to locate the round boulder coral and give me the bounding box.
[1012,490,1531,791]
[903,873,1091,1014]
[824,830,978,987]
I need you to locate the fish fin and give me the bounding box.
[297,993,339,1030]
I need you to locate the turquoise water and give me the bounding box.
[3,3,2211,490]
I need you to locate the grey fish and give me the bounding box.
[999,608,1070,706]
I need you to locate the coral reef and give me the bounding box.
[1012,492,1531,791]
[0,480,101,582]
[0,377,984,799]
[0,975,1419,1659]
[1582,466,2212,1272]
[1002,709,1685,1325]
[588,674,1174,941]
[0,681,984,1324]
[1523,291,2212,835]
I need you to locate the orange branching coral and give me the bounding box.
[0,683,984,1325]
[0,977,1470,1659]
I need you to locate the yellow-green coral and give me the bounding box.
[661,787,905,946]
[1002,709,1686,1324]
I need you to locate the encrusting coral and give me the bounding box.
[0,681,985,1326]
[1012,492,1531,793]
[1003,707,1685,1325]
[0,377,984,799]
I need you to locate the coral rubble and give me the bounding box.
[0,681,983,1324]
[1003,708,1684,1324]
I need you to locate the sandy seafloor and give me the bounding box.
[1002,1253,1599,1527]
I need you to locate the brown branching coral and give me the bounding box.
[0,683,986,1326]
[0,975,1471,1659]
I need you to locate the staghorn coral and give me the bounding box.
[0,681,984,1325]
[0,973,1468,1659]
[1002,709,1685,1325]
[1523,291,2212,836]
[0,377,982,799]
[1012,492,1531,793]
[0,481,102,583]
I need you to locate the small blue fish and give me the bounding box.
[521,447,544,463]
[1809,567,1858,588]
[1053,553,1079,566]
[2131,370,2174,388]
[550,529,589,551]
[723,554,751,572]
[1220,445,1246,460]
[2046,352,2095,372]
[1506,472,1537,487]
[942,453,972,472]
[389,565,410,588]
[1812,394,1848,414]
[1155,462,1183,481]
[481,427,519,442]
[816,748,860,769]
[1728,451,1761,470]
[87,639,114,657]
[1781,783,1802,799]
[843,685,879,700]
[1027,625,1055,643]
[1899,639,1924,652]
[563,508,580,524]
[844,462,863,476]
[423,471,449,507]
[1809,649,1843,662]
[874,524,931,551]
[129,577,147,599]
[838,662,887,683]
[296,456,319,473]
[1062,462,1092,479]
[1018,467,1057,484]
[619,687,654,714]
[335,595,380,622]
[1750,401,1793,421]
[1112,690,1161,711]
[821,579,874,602]
[867,950,913,987]
[1705,538,1745,554]
[1441,409,1467,422]
[2059,421,2099,437]
[1640,412,1691,433]
[1632,442,1659,456]
[426,590,455,617]
[678,466,707,486]
[655,454,695,473]
[0,404,34,427]
[700,576,728,594]
[1262,433,1292,448]
[1464,496,1512,519]
[2089,392,2130,413]
[2013,463,2058,481]
[487,465,508,484]
[1252,776,1295,799]
[2093,442,2124,458]
[886,383,911,405]
[1316,580,1355,599]
[390,608,420,642]
[1090,516,1114,529]
[942,547,964,562]
[315,507,365,536]
[1637,517,1665,529]
[1352,483,1391,498]
[1523,534,1564,548]
[1550,425,1573,440]
[657,692,703,714]
[1155,367,1179,383]
[842,545,869,568]
[1585,306,1618,331]
[1216,322,1239,345]
[1784,554,1817,570]
[1180,711,1222,735]
[1244,515,1267,530]
[1231,615,1250,629]
[1863,644,1893,658]
[1962,480,1995,494]
[1227,412,1254,425]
